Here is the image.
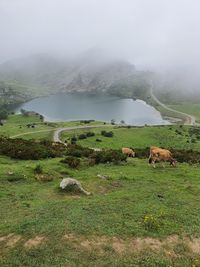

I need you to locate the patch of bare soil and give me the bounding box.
[112,237,126,254]
[24,236,47,249]
[62,233,200,257]
[187,237,200,254]
[0,234,22,248]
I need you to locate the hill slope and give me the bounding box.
[0,52,151,100]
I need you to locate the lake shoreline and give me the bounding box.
[15,92,169,126]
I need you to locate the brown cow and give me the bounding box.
[122,147,135,157]
[149,146,176,168]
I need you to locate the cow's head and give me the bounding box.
[170,158,177,167]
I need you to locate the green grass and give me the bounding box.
[0,114,103,140]
[61,125,200,150]
[1,155,200,266]
[169,103,200,122]
[2,118,200,266]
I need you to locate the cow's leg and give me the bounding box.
[148,156,152,165]
[152,160,156,168]
[161,161,165,168]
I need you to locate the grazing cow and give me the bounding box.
[122,147,135,157]
[149,146,176,168]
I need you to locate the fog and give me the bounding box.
[1,0,200,87]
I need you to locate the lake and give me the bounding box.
[16,93,169,125]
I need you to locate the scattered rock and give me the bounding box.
[97,174,109,180]
[60,178,91,195]
[35,174,53,182]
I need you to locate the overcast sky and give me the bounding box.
[0,0,200,73]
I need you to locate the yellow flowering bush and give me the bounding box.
[143,214,160,230]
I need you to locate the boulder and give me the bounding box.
[60,178,91,195]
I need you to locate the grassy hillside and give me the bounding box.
[61,125,200,151]
[169,103,200,122]
[1,115,200,266]
[0,114,101,140]
[1,156,200,266]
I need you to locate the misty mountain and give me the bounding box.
[0,51,150,99]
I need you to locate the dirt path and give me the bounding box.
[150,84,196,125]
[10,124,111,143]
[11,129,54,138]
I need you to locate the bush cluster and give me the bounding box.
[86,132,95,137]
[60,156,80,168]
[66,144,93,158]
[90,150,127,164]
[34,164,43,174]
[80,120,95,124]
[172,149,200,164]
[78,134,87,140]
[71,132,95,143]
[66,144,127,164]
[71,136,77,144]
[0,137,66,160]
[101,130,114,137]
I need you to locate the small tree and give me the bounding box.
[0,109,8,120]
[111,119,115,125]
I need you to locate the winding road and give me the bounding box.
[150,85,196,125]
[11,124,111,144]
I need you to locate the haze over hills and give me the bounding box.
[0,50,151,106]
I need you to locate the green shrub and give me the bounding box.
[143,214,160,231]
[101,130,106,136]
[71,136,77,144]
[34,164,43,174]
[78,134,87,140]
[90,149,127,164]
[86,132,95,137]
[66,144,93,158]
[0,137,66,160]
[61,156,80,168]
[7,174,26,183]
[101,130,113,137]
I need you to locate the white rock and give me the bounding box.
[60,178,91,195]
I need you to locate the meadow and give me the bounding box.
[61,124,200,151]
[169,103,200,122]
[1,114,200,266]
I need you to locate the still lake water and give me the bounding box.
[16,93,169,125]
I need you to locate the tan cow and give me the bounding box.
[122,147,135,157]
[149,146,176,168]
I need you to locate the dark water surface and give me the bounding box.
[16,93,169,125]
